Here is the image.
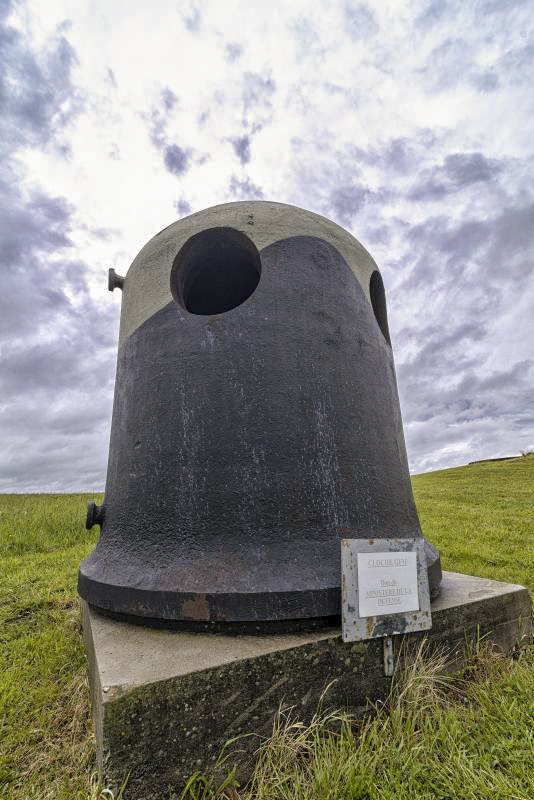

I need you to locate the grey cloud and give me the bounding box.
[161,87,177,111]
[401,215,490,292]
[415,0,460,29]
[0,5,118,491]
[181,6,201,32]
[88,225,120,241]
[400,221,489,298]
[163,144,190,176]
[0,181,117,348]
[472,71,499,92]
[0,0,11,21]
[397,323,534,470]
[241,72,276,114]
[365,224,391,245]
[105,66,117,87]
[419,7,533,93]
[383,139,418,174]
[0,176,119,491]
[230,135,251,165]
[476,0,529,13]
[0,396,108,439]
[0,290,118,396]
[2,339,91,395]
[175,198,192,217]
[476,361,532,393]
[0,191,71,272]
[410,360,533,426]
[420,37,472,92]
[288,138,400,233]
[380,140,534,469]
[328,181,393,228]
[321,81,362,107]
[228,175,264,200]
[423,32,521,96]
[438,219,489,263]
[0,385,113,491]
[145,108,167,150]
[329,184,372,226]
[339,135,432,176]
[61,259,94,292]
[399,319,487,346]
[143,95,195,177]
[0,7,82,152]
[443,152,501,184]
[409,152,503,201]
[487,201,534,273]
[291,17,329,63]
[398,321,487,375]
[499,42,534,84]
[404,198,534,283]
[224,42,243,62]
[343,3,378,39]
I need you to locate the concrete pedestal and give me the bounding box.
[82,572,531,799]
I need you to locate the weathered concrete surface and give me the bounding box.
[83,571,531,799]
[118,201,381,346]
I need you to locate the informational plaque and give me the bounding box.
[357,550,419,617]
[341,538,432,642]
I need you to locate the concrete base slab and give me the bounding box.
[82,572,531,799]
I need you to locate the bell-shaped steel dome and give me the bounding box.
[78,201,441,630]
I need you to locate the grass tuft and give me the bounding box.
[219,641,534,800]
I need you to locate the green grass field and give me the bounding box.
[0,458,532,799]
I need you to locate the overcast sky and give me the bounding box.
[1,0,533,492]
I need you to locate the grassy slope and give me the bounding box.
[413,457,534,591]
[0,459,532,799]
[0,494,102,799]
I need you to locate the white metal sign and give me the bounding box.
[341,537,432,643]
[357,550,419,617]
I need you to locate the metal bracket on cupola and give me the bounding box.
[108,267,125,292]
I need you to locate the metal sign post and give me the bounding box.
[341,538,432,675]
[383,636,394,676]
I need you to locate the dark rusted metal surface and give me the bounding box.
[86,501,104,530]
[78,205,442,630]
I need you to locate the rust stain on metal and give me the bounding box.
[181,595,210,621]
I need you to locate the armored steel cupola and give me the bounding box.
[78,201,441,629]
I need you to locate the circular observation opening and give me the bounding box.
[170,227,262,315]
[369,270,391,346]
